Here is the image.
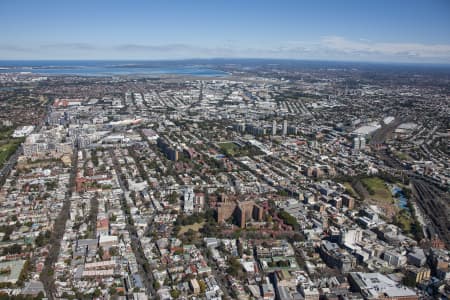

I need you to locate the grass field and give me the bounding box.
[0,127,23,168]
[0,128,14,140]
[218,141,262,157]
[361,177,393,203]
[0,143,18,165]
[394,151,412,161]
[218,142,239,156]
[178,222,204,236]
[343,182,358,199]
[394,210,412,232]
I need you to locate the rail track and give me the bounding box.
[412,179,450,247]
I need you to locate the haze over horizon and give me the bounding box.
[1,0,450,63]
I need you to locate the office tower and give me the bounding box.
[359,136,366,150]
[353,137,360,150]
[353,136,366,151]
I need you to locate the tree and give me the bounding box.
[17,259,30,287]
[98,246,104,258]
[109,247,118,256]
[278,210,299,230]
[199,280,206,293]
[226,257,241,277]
[3,244,22,255]
[109,287,117,295]
[277,189,289,197]
[93,289,101,297]
[153,281,160,290]
[35,231,51,247]
[232,229,242,239]
[170,289,181,299]
[0,294,9,300]
[167,192,179,204]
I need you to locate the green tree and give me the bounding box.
[153,281,160,290]
[170,289,181,299]
[226,257,241,277]
[93,289,101,297]
[98,246,104,258]
[199,280,206,293]
[278,211,299,230]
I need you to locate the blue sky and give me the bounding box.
[1,0,450,62]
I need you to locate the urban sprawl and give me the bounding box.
[0,63,449,300]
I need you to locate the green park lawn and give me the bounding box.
[218,142,239,156]
[178,222,205,236]
[361,177,394,204]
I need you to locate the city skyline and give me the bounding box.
[1,0,450,63]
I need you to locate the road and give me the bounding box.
[0,145,22,185]
[0,107,49,185]
[109,148,156,297]
[204,251,231,299]
[40,147,78,299]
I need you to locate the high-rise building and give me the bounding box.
[342,195,355,210]
[282,120,288,136]
[233,122,246,133]
[353,137,361,150]
[359,136,366,150]
[183,187,194,215]
[272,120,277,135]
[353,136,366,151]
[287,126,297,135]
[157,137,179,161]
[339,229,362,246]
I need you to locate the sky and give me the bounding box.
[1,0,450,63]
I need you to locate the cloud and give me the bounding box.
[321,36,450,60]
[114,43,240,57]
[115,43,195,52]
[0,44,30,52]
[40,43,96,50]
[1,38,450,62]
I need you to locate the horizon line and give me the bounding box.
[1,57,450,67]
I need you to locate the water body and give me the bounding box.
[2,59,449,76]
[0,60,229,77]
[392,185,408,209]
